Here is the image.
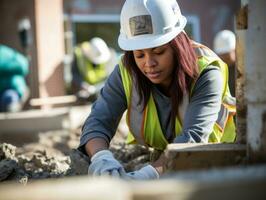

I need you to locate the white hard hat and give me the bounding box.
[118,0,187,51]
[83,37,111,64]
[213,30,236,54]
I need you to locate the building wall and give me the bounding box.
[0,0,66,101]
[179,0,241,47]
[0,0,33,52]
[64,0,124,14]
[0,0,39,98]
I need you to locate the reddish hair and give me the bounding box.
[122,32,198,141]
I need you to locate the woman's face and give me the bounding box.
[133,43,175,89]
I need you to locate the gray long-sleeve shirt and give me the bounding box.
[79,64,223,153]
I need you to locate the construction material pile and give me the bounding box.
[0,127,151,184]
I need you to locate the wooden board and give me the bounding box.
[29,95,77,107]
[0,165,265,200]
[164,143,246,171]
[0,108,70,135]
[0,177,131,200]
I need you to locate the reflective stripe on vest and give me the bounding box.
[75,45,107,85]
[119,43,236,150]
[193,43,236,143]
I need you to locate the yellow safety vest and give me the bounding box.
[74,43,107,85]
[119,43,236,150]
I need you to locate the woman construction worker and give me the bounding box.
[79,0,236,179]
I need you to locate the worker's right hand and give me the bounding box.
[88,150,126,178]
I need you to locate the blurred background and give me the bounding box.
[0,0,240,101]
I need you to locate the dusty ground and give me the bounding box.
[0,123,152,184]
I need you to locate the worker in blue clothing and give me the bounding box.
[0,44,29,112]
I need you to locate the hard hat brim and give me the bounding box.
[118,16,187,51]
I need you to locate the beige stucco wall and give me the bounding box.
[35,0,65,98]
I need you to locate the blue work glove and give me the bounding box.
[88,150,126,178]
[126,165,159,180]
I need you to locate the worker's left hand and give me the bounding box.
[126,165,159,180]
[88,150,127,178]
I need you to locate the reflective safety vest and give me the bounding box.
[74,43,107,85]
[119,43,236,150]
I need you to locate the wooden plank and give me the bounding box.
[0,108,70,135]
[164,143,246,171]
[131,178,266,200]
[29,95,77,107]
[0,177,131,200]
[0,165,265,200]
[0,105,92,145]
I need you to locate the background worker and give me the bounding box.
[71,37,117,102]
[214,30,236,96]
[79,0,236,180]
[0,44,29,112]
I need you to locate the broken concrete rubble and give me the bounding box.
[0,127,151,184]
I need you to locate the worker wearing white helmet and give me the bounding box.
[71,37,116,101]
[214,30,236,96]
[214,30,236,54]
[79,0,236,180]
